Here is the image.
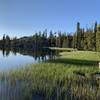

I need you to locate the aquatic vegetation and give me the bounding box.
[0,51,100,100]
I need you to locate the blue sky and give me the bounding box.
[0,0,100,38]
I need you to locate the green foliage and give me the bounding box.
[73,33,77,48]
[96,25,100,52]
[0,22,100,52]
[75,22,98,51]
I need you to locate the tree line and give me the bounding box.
[74,22,100,52]
[0,22,100,51]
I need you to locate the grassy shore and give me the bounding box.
[1,50,100,100]
[48,47,77,52]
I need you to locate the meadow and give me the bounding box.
[0,50,100,100]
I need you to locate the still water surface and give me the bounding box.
[0,49,56,71]
[0,49,56,100]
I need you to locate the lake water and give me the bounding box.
[0,48,57,100]
[0,48,56,71]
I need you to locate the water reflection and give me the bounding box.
[0,48,57,100]
[0,76,99,100]
[0,80,32,100]
[1,48,56,59]
[0,48,57,71]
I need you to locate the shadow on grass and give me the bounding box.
[47,58,99,66]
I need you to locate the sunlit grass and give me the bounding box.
[59,51,100,61]
[2,63,100,100]
[49,47,77,52]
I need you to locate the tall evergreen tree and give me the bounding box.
[76,22,81,49]
[94,21,97,50]
[73,32,77,48]
[5,35,11,47]
[96,25,100,52]
[2,34,6,48]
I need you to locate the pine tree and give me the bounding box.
[2,34,6,48]
[5,35,11,47]
[94,21,97,50]
[96,25,100,52]
[80,28,84,49]
[73,33,77,48]
[76,22,81,49]
[62,38,67,48]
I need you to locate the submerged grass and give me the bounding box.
[3,63,100,100]
[0,50,100,100]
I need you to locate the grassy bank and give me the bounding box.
[1,50,100,100]
[48,47,77,52]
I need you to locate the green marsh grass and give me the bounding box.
[0,50,100,100]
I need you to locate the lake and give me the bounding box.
[0,47,72,100]
[0,48,56,71]
[0,48,57,100]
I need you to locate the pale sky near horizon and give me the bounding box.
[0,0,100,38]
